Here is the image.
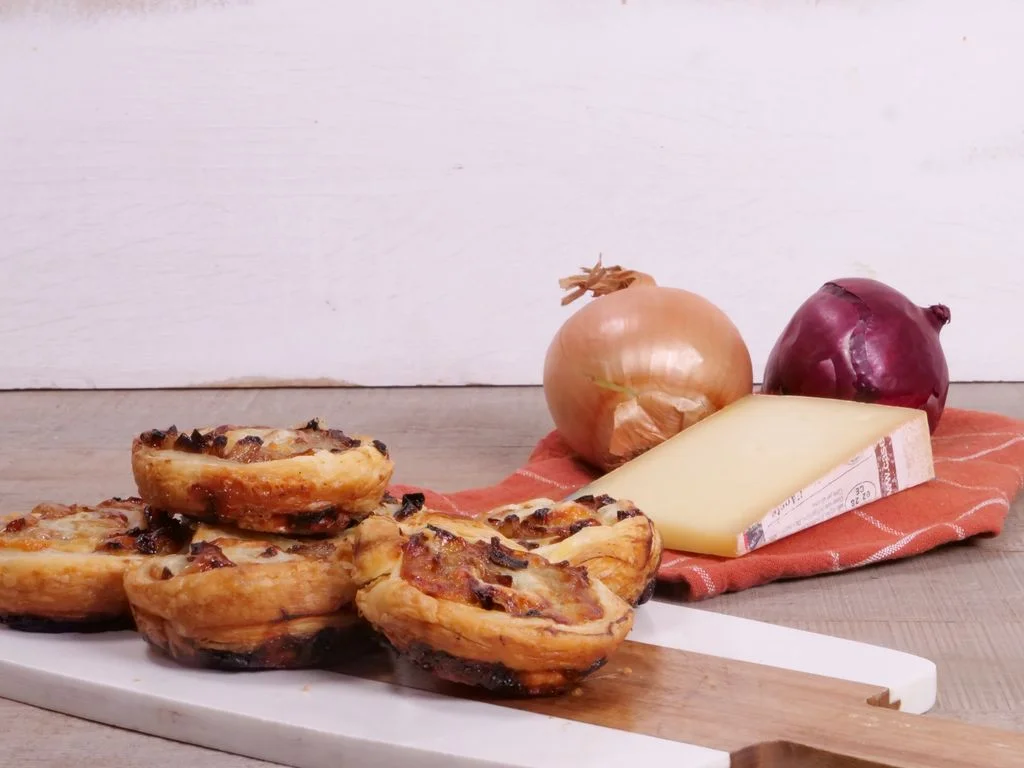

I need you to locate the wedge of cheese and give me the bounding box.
[569,394,935,557]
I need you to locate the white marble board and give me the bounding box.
[0,599,937,768]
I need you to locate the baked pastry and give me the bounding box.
[484,494,662,606]
[0,497,191,633]
[131,419,394,535]
[353,492,525,586]
[355,524,634,696]
[123,524,366,670]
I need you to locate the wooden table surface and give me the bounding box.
[1,383,1022,766]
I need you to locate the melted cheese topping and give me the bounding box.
[485,495,642,549]
[136,419,383,465]
[398,527,604,625]
[154,524,345,580]
[0,499,152,554]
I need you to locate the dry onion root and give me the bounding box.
[123,524,367,670]
[130,420,394,535]
[0,498,191,633]
[543,257,754,471]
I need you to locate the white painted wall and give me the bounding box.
[1,0,1022,388]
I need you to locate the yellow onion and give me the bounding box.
[543,259,754,472]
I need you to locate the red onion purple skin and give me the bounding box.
[761,278,951,433]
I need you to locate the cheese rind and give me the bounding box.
[569,394,935,558]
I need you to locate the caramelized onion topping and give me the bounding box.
[1,497,190,556]
[284,540,337,560]
[181,542,236,574]
[137,422,366,464]
[487,502,601,547]
[393,492,426,521]
[3,517,29,534]
[487,495,645,549]
[399,530,604,625]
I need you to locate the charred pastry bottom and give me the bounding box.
[0,558,140,635]
[384,637,609,697]
[0,611,134,634]
[131,607,371,671]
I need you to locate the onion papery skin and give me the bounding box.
[543,284,754,472]
[761,277,951,433]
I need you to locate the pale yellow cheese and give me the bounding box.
[570,394,935,557]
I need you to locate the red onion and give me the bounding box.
[761,278,951,433]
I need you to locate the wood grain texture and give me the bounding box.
[2,0,1024,388]
[0,382,1021,767]
[330,640,1024,768]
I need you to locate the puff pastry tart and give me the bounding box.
[355,524,634,696]
[0,497,190,633]
[131,419,394,535]
[123,525,365,670]
[484,494,663,607]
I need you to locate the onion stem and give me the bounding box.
[558,256,657,306]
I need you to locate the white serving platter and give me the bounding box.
[0,599,936,768]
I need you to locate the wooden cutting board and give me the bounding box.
[0,599,1019,768]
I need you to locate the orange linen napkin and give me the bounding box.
[389,406,1024,600]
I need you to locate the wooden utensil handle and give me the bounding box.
[734,703,1024,768]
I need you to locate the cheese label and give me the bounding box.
[737,416,933,555]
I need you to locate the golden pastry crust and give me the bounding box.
[0,498,191,632]
[355,525,634,696]
[350,514,408,587]
[485,494,663,606]
[123,524,363,669]
[130,419,394,535]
